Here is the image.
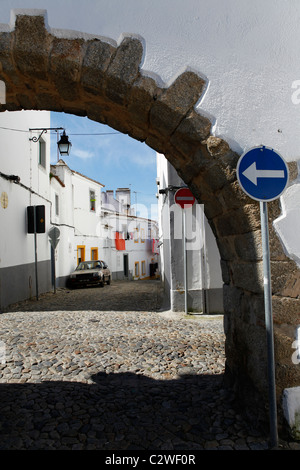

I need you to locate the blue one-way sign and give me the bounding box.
[237,146,289,202]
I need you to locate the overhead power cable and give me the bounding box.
[0,126,121,136]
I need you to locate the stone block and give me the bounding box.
[200,164,232,192]
[205,136,230,157]
[35,92,63,112]
[128,75,161,126]
[85,99,111,125]
[279,271,300,299]
[145,133,169,155]
[105,37,144,105]
[277,362,300,393]
[240,291,265,325]
[13,14,51,81]
[150,71,206,136]
[218,180,252,211]
[1,100,21,111]
[214,205,261,238]
[287,161,298,183]
[220,259,230,284]
[271,260,300,296]
[217,235,236,261]
[267,198,282,221]
[274,325,297,363]
[223,284,242,316]
[272,296,300,324]
[0,32,21,86]
[268,226,288,261]
[170,109,211,156]
[184,146,216,183]
[49,37,84,101]
[81,39,115,94]
[187,171,215,200]
[202,197,224,220]
[234,230,262,261]
[230,260,263,294]
[16,93,37,109]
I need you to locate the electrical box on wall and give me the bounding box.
[27,205,45,234]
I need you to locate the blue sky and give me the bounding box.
[50,112,158,220]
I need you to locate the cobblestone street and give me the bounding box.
[0,280,298,450]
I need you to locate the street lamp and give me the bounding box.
[29,127,72,157]
[57,130,72,156]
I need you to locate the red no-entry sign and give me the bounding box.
[175,188,195,209]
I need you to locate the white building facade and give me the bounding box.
[101,188,159,281]
[0,110,52,309]
[50,159,105,287]
[156,153,223,313]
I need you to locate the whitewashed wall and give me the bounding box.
[100,203,158,280]
[0,110,51,307]
[50,160,105,282]
[156,153,223,312]
[0,110,51,268]
[72,171,103,237]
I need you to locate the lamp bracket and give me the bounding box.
[29,127,65,143]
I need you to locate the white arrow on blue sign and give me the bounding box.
[237,146,289,202]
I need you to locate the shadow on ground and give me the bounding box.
[0,371,265,450]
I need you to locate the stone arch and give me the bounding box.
[0,10,299,429]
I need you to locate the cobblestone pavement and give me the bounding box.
[0,280,298,451]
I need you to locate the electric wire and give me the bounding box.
[0,125,121,136]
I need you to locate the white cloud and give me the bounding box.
[72,148,95,159]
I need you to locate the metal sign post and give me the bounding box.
[175,188,196,314]
[260,200,278,448]
[182,209,188,314]
[48,227,60,294]
[237,145,289,449]
[27,205,46,300]
[33,208,39,301]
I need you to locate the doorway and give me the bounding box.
[123,254,129,278]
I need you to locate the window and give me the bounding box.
[77,245,85,265]
[141,228,145,243]
[90,190,96,211]
[135,262,139,277]
[141,260,146,276]
[91,247,98,260]
[55,193,59,216]
[39,138,46,168]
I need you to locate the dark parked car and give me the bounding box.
[67,260,111,288]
